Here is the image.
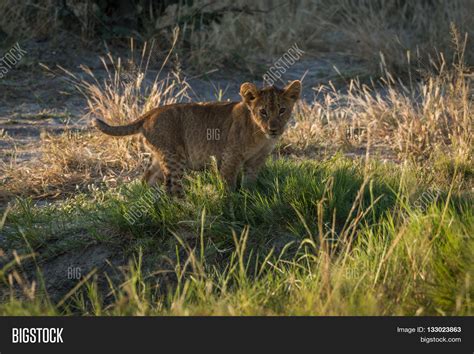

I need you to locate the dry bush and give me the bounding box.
[0,0,100,39]
[155,0,323,72]
[2,1,472,78]
[0,0,130,40]
[327,0,474,75]
[283,30,473,163]
[0,0,59,39]
[154,0,474,75]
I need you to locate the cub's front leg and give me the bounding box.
[219,148,244,191]
[243,146,274,186]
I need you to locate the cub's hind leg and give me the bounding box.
[156,150,187,197]
[143,130,187,196]
[142,155,164,186]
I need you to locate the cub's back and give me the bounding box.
[142,101,239,169]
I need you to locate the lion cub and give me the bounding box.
[94,80,301,195]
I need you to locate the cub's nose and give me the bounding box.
[269,128,278,135]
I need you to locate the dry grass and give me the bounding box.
[283,29,473,165]
[61,34,191,126]
[1,131,143,202]
[1,38,190,203]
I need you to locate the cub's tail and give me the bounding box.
[93,117,145,137]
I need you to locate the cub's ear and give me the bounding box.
[283,80,301,101]
[240,82,258,102]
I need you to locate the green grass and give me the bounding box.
[0,156,472,315]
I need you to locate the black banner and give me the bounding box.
[0,316,471,353]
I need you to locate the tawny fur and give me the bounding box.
[94,80,301,195]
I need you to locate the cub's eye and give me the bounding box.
[279,107,286,115]
[259,109,267,117]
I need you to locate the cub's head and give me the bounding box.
[240,80,301,139]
